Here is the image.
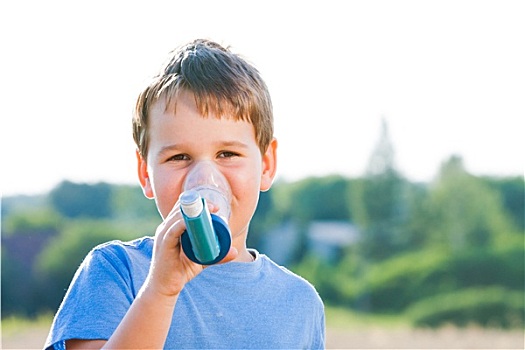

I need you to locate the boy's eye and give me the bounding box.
[218,151,239,158]
[167,154,190,161]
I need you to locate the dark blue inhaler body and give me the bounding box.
[180,190,231,265]
[179,161,232,265]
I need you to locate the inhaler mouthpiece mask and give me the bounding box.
[182,161,232,221]
[179,161,232,265]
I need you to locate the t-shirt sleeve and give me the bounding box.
[312,300,326,349]
[44,245,136,350]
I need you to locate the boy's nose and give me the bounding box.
[183,160,227,192]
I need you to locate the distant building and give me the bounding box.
[260,220,360,265]
[307,221,360,262]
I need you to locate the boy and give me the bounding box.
[45,39,325,349]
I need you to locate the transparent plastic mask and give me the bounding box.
[181,161,231,221]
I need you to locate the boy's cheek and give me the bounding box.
[151,180,185,219]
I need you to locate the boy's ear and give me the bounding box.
[136,150,154,199]
[260,138,278,192]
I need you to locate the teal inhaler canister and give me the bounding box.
[180,190,232,265]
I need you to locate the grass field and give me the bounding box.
[2,308,524,349]
[324,307,524,349]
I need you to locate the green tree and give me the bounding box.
[1,208,62,317]
[247,190,274,249]
[2,208,62,236]
[424,156,512,250]
[50,181,113,218]
[482,176,524,232]
[349,119,408,260]
[286,175,352,222]
[111,184,159,221]
[398,181,431,250]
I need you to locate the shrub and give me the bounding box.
[349,248,452,312]
[406,287,524,329]
[343,244,524,313]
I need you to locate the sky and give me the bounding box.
[1,0,524,197]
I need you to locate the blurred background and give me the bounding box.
[1,0,524,348]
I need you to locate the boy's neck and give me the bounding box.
[235,249,255,263]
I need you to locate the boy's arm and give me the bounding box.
[66,203,238,349]
[66,204,237,350]
[64,211,182,350]
[66,339,106,349]
[66,288,179,349]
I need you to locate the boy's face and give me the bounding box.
[137,90,277,244]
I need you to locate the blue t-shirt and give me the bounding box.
[45,237,325,349]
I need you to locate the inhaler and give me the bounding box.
[179,161,232,265]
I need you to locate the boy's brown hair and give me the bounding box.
[132,39,274,160]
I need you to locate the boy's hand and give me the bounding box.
[144,201,237,299]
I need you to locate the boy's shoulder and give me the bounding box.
[85,236,154,272]
[258,254,322,300]
[91,236,153,256]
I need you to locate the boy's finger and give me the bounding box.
[206,201,219,214]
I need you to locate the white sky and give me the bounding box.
[1,0,524,196]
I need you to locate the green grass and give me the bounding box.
[1,313,53,336]
[325,305,409,329]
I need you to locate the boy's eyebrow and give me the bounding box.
[216,140,250,149]
[158,141,249,155]
[158,144,182,155]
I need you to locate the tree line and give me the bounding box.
[2,122,523,328]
